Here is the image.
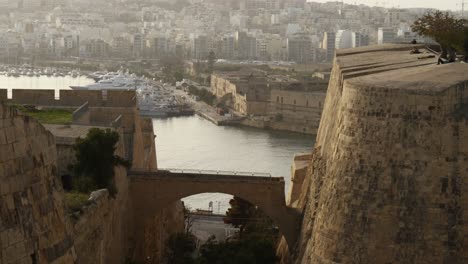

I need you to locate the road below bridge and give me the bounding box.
[129,168,301,260]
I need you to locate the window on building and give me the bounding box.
[306,100,309,107]
[319,101,321,108]
[277,96,279,103]
[281,97,283,104]
[294,100,296,105]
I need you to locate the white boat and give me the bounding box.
[44,68,52,76]
[70,73,148,91]
[7,69,20,77]
[70,70,80,78]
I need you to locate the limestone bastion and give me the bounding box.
[0,89,184,263]
[0,104,76,263]
[291,44,468,263]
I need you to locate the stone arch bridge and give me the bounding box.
[129,168,301,255]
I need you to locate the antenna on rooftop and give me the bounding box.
[461,0,466,18]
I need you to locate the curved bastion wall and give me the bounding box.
[0,104,76,263]
[294,44,468,263]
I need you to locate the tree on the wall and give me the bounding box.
[71,128,131,195]
[411,11,465,61]
[207,51,216,74]
[223,196,256,237]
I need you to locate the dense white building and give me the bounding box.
[287,34,311,63]
[378,27,396,45]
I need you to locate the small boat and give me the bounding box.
[7,69,20,77]
[70,70,80,78]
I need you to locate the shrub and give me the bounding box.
[70,128,131,196]
[64,192,90,213]
[164,233,197,264]
[187,86,216,105]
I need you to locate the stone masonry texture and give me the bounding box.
[0,103,76,264]
[294,44,468,264]
[0,91,182,263]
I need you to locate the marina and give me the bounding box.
[0,66,195,118]
[0,65,82,78]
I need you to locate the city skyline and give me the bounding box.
[309,0,461,11]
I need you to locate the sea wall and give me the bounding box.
[0,89,136,107]
[0,104,76,263]
[294,45,468,263]
[238,117,320,135]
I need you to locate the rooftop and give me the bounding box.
[44,124,111,145]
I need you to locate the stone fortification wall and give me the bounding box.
[12,90,56,106]
[138,202,185,263]
[212,73,327,134]
[72,161,131,263]
[140,118,157,170]
[0,89,6,101]
[88,106,136,130]
[68,109,159,262]
[295,44,468,263]
[287,153,312,207]
[1,89,136,108]
[0,104,76,264]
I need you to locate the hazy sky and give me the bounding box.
[308,0,460,11]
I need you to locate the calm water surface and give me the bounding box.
[0,76,316,215]
[153,116,315,214]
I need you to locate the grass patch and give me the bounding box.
[188,85,216,105]
[64,192,90,213]
[11,105,73,124]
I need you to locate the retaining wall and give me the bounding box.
[0,89,136,107]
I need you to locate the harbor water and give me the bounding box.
[0,75,315,215]
[153,116,314,214]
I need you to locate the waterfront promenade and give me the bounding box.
[173,87,244,125]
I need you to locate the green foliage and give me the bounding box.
[12,105,72,124]
[64,192,90,213]
[213,64,242,72]
[174,71,184,82]
[72,176,97,194]
[164,198,278,264]
[207,51,216,74]
[197,236,277,264]
[71,128,131,196]
[165,233,197,264]
[224,196,279,241]
[161,55,185,83]
[187,86,216,105]
[411,11,466,58]
[223,196,256,237]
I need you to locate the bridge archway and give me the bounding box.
[129,170,300,260]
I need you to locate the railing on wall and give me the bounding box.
[72,101,89,122]
[111,115,123,129]
[130,168,273,178]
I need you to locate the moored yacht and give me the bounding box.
[70,73,148,90]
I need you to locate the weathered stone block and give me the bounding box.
[294,45,468,264]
